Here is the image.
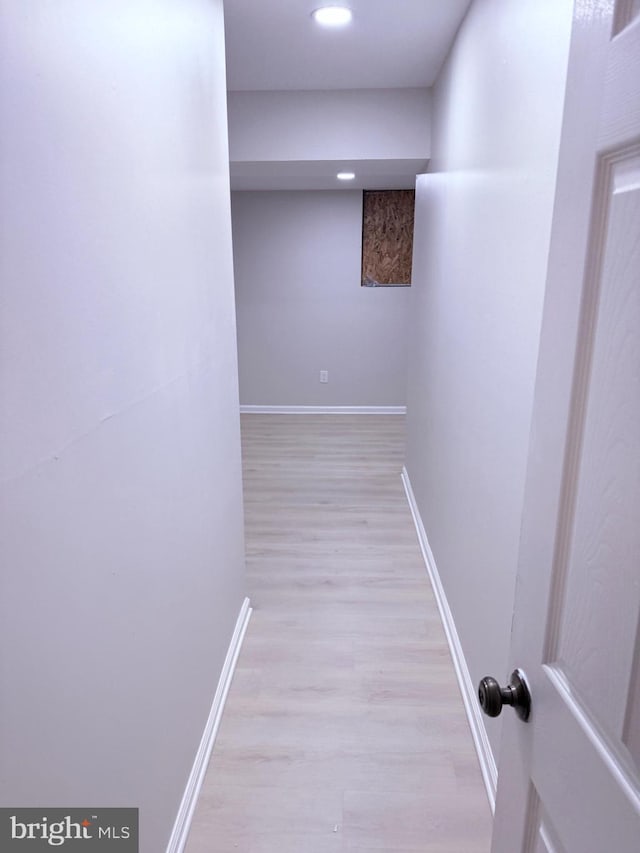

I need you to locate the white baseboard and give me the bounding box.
[401,467,498,812]
[166,597,252,853]
[239,405,406,415]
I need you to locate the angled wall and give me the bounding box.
[0,2,245,850]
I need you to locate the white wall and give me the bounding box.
[232,191,410,407]
[228,88,431,163]
[0,3,245,850]
[405,0,573,764]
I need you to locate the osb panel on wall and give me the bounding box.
[361,190,415,286]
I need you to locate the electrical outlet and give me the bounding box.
[320,370,328,383]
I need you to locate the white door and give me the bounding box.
[490,2,640,851]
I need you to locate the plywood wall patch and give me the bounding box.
[361,190,415,286]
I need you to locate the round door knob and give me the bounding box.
[478,669,531,721]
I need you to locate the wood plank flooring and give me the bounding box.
[185,415,492,853]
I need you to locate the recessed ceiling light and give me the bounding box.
[312,6,353,27]
[337,171,356,181]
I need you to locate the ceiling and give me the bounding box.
[230,158,428,191]
[224,0,472,92]
[224,0,471,190]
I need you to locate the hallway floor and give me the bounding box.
[185,415,492,853]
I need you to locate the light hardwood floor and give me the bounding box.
[185,415,492,853]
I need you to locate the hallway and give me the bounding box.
[186,415,492,852]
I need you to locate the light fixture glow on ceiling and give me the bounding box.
[312,6,353,27]
[337,172,356,181]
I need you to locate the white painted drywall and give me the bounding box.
[228,89,431,163]
[232,191,410,407]
[0,2,245,850]
[404,0,573,763]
